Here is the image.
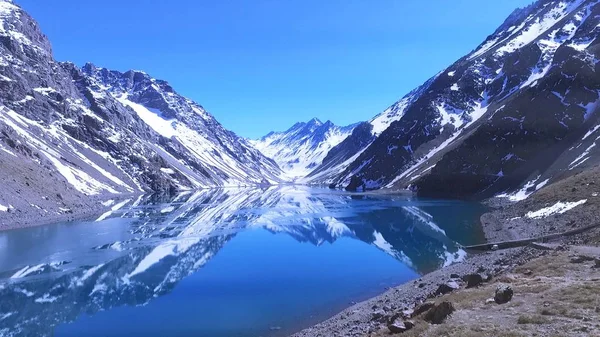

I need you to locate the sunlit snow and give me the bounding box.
[526,199,587,218]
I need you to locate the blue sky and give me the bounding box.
[17,0,531,139]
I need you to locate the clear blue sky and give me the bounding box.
[17,0,531,139]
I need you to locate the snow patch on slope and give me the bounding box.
[526,199,587,218]
[117,95,176,138]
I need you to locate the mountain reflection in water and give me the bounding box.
[0,186,486,337]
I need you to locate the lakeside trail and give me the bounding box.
[292,167,600,337]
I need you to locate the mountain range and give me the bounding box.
[254,0,600,201]
[1,0,600,222]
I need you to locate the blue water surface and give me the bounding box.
[0,186,486,337]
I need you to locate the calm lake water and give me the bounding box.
[0,186,486,337]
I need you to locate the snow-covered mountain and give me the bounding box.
[250,118,357,179]
[305,83,435,184]
[0,0,282,220]
[3,0,600,215]
[77,63,282,187]
[310,0,600,199]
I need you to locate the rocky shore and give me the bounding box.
[292,168,600,337]
[0,190,138,231]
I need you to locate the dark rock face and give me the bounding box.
[463,273,484,288]
[494,284,514,304]
[305,121,376,184]
[424,301,455,324]
[412,302,436,317]
[318,0,600,199]
[0,0,282,216]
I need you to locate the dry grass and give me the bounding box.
[443,287,490,310]
[411,325,528,337]
[368,249,600,337]
[374,319,529,337]
[514,283,552,294]
[517,314,550,324]
[514,253,579,278]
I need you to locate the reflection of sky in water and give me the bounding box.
[0,186,487,337]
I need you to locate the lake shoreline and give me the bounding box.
[290,199,530,337]
[0,185,412,232]
[2,179,598,336]
[1,186,484,337]
[292,168,600,336]
[0,193,143,232]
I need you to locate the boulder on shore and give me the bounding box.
[462,273,484,288]
[388,319,415,333]
[435,281,459,295]
[424,301,455,324]
[494,285,514,304]
[412,302,436,317]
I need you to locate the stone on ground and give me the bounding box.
[424,301,455,324]
[435,281,460,295]
[462,273,484,288]
[494,284,514,304]
[388,320,415,334]
[412,302,436,317]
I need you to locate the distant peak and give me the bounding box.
[495,1,538,34]
[81,63,151,79]
[128,69,148,75]
[82,62,98,73]
[307,118,323,125]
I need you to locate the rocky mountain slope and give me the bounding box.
[309,0,600,199]
[0,0,282,223]
[256,96,420,184]
[305,84,434,184]
[250,118,357,179]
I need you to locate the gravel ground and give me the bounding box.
[0,199,119,231]
[0,151,139,231]
[368,247,600,337]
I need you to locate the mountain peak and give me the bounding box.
[82,62,98,73]
[252,118,359,179]
[0,0,53,55]
[308,117,323,126]
[321,120,334,127]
